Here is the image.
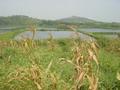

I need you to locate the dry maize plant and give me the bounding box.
[5,60,66,90]
[67,26,99,90]
[29,25,37,40]
[19,38,36,54]
[71,41,99,90]
[47,32,56,51]
[17,26,37,54]
[6,64,43,90]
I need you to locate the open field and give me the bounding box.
[0,30,120,90]
[0,0,120,89]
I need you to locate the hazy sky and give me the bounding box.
[0,0,120,22]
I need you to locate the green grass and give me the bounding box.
[0,30,24,40]
[98,49,120,89]
[0,39,74,90]
[0,31,120,89]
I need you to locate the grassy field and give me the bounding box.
[0,30,24,40]
[0,30,120,90]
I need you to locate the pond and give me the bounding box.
[15,31,95,41]
[79,28,120,39]
[79,28,120,33]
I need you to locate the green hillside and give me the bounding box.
[0,15,40,27]
[0,15,120,29]
[57,16,96,23]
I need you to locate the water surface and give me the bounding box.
[79,28,120,33]
[15,31,94,41]
[79,28,120,38]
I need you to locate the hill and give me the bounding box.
[0,15,40,27]
[57,16,96,23]
[0,15,120,29]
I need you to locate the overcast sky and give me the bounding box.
[0,0,120,22]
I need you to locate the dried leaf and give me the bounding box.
[93,55,99,65]
[117,72,120,80]
[46,60,53,73]
[34,81,42,90]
